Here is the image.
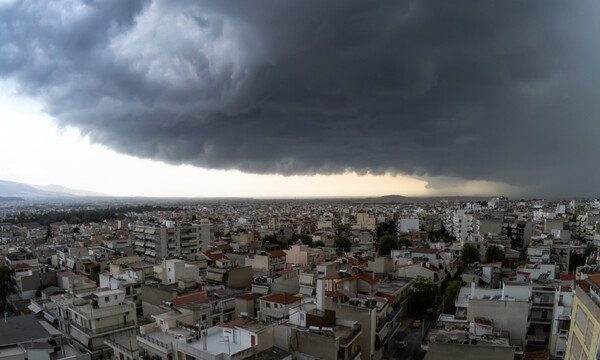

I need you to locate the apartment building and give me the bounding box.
[48,289,138,359]
[565,275,600,360]
[245,250,287,276]
[131,221,212,263]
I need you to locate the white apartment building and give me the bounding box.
[131,221,212,263]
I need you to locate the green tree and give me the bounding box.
[585,243,597,258]
[262,234,278,244]
[291,234,312,246]
[378,235,398,255]
[443,280,462,314]
[485,245,505,263]
[398,237,412,248]
[377,220,396,238]
[334,237,352,252]
[311,240,326,248]
[570,252,586,272]
[410,276,438,316]
[462,244,480,265]
[0,265,12,313]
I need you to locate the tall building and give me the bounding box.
[565,274,600,360]
[132,221,212,263]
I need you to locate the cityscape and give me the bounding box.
[1,1,600,360]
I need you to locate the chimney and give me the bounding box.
[470,281,476,300]
[317,279,325,312]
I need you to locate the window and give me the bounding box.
[114,295,118,300]
[105,296,110,302]
[300,313,304,321]
[201,314,207,322]
[266,303,270,308]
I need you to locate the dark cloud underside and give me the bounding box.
[1,0,600,195]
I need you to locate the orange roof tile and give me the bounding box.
[170,292,208,306]
[267,250,287,257]
[261,293,301,305]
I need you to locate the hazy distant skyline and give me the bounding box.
[1,1,599,198]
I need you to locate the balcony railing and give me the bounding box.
[71,319,136,335]
[138,333,173,352]
[343,345,361,360]
[340,325,362,347]
[105,337,137,356]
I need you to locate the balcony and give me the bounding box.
[137,333,173,352]
[71,319,136,335]
[341,345,361,360]
[70,303,134,319]
[340,324,362,348]
[530,316,552,324]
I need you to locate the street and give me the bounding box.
[384,319,426,360]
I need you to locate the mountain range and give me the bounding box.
[0,179,108,198]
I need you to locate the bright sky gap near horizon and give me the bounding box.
[1,1,599,198]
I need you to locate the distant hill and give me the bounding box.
[0,196,24,202]
[0,179,108,198]
[31,184,107,197]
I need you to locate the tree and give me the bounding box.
[570,252,586,272]
[428,225,456,243]
[311,240,326,248]
[291,234,312,246]
[398,237,412,248]
[378,235,397,255]
[410,276,438,316]
[45,226,52,242]
[443,280,462,314]
[377,220,396,238]
[334,237,352,252]
[585,243,597,258]
[261,234,278,244]
[485,245,505,263]
[462,244,480,265]
[0,265,12,313]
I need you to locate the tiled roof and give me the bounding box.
[267,250,287,257]
[374,291,396,304]
[587,274,600,288]
[11,263,32,270]
[412,248,441,254]
[57,271,76,277]
[356,272,379,285]
[170,292,208,306]
[261,293,301,305]
[204,250,229,262]
[275,269,296,275]
[422,262,441,273]
[397,263,418,269]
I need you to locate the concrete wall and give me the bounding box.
[328,301,375,360]
[468,300,530,343]
[227,266,253,289]
[140,285,176,319]
[235,298,256,318]
[291,328,339,359]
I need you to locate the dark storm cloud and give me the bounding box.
[2,0,600,196]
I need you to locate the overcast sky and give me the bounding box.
[1,1,599,198]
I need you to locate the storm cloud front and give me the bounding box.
[2,1,600,196]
